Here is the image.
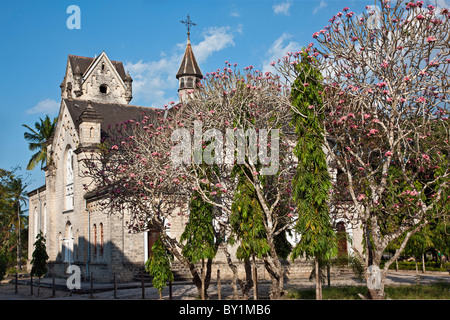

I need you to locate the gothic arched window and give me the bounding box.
[93,224,97,256]
[65,148,74,210]
[100,223,104,255]
[186,77,193,88]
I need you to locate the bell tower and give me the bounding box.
[176,15,203,103]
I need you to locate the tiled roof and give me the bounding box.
[64,98,162,134]
[68,54,127,80]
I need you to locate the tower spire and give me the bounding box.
[177,14,202,103]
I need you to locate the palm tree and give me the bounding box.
[0,169,29,270]
[23,115,57,170]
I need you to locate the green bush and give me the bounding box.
[380,260,449,272]
[0,252,7,283]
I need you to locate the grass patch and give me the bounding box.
[287,281,450,300]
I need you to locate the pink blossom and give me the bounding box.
[416,14,425,20]
[111,145,119,150]
[385,151,393,157]
[426,36,437,43]
[357,194,366,201]
[369,129,378,135]
[416,97,426,103]
[308,105,314,109]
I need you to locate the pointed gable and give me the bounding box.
[68,54,127,81]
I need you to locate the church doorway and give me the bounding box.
[147,230,159,259]
[336,221,348,257]
[63,222,74,263]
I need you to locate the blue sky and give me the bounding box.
[1,0,446,196]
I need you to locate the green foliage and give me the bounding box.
[0,251,7,283]
[287,281,450,300]
[180,190,217,263]
[23,115,57,170]
[145,239,174,293]
[30,231,48,278]
[290,50,337,261]
[0,168,29,270]
[230,165,270,260]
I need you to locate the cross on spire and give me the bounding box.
[180,14,197,38]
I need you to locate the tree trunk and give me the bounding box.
[422,253,425,274]
[365,262,385,300]
[263,257,285,299]
[17,203,21,270]
[242,258,253,299]
[315,256,322,300]
[162,234,206,298]
[253,255,258,300]
[201,259,205,300]
[223,245,239,298]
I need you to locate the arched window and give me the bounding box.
[34,207,38,239]
[65,148,74,210]
[43,204,47,238]
[186,77,193,88]
[100,223,104,255]
[336,221,348,257]
[93,224,97,255]
[180,78,185,89]
[64,222,74,263]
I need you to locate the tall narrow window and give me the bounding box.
[65,148,74,210]
[186,77,193,88]
[336,221,348,257]
[43,204,47,238]
[93,224,97,255]
[100,223,104,255]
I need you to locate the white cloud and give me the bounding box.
[273,1,292,16]
[27,98,60,115]
[125,26,236,108]
[313,0,327,15]
[230,10,240,18]
[193,26,236,63]
[262,33,301,74]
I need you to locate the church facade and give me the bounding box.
[27,37,363,283]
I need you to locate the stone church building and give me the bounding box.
[27,35,363,283]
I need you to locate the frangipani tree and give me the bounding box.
[81,106,211,296]
[82,63,297,299]
[172,63,296,299]
[276,0,449,299]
